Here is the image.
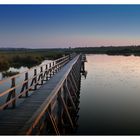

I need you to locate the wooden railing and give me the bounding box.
[0,54,76,110]
[19,54,82,135]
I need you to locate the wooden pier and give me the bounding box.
[0,53,86,135]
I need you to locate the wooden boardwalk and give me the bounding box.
[0,54,83,135]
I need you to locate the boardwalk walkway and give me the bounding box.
[0,55,81,135]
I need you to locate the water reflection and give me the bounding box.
[0,60,52,80]
[0,60,52,107]
[81,71,88,79]
[77,54,140,135]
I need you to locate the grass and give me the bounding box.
[2,46,140,72]
[0,58,10,71]
[2,71,19,77]
[0,49,69,72]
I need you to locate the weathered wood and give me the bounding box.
[43,65,48,81]
[59,95,74,129]
[0,54,84,135]
[65,83,76,110]
[33,69,37,90]
[70,72,78,91]
[67,77,78,99]
[47,107,60,135]
[0,55,70,109]
[19,55,80,135]
[5,77,16,108]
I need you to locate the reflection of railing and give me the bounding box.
[0,54,76,110]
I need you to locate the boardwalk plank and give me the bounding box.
[0,56,79,135]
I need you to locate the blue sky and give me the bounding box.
[0,5,140,48]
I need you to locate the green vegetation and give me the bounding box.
[0,58,10,71]
[11,55,44,68]
[1,46,140,72]
[2,71,19,77]
[0,48,69,72]
[73,45,140,56]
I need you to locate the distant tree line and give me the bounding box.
[72,45,140,56]
[1,45,140,71]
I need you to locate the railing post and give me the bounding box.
[49,63,52,78]
[69,54,72,60]
[47,104,60,135]
[45,64,48,81]
[6,77,16,108]
[34,69,37,90]
[53,61,55,75]
[58,62,60,72]
[57,91,64,134]
[40,66,43,85]
[59,94,74,129]
[25,72,28,97]
[11,77,16,108]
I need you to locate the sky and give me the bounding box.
[0,5,140,48]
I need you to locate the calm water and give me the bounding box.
[0,60,52,106]
[2,54,140,135]
[0,60,52,81]
[77,54,140,135]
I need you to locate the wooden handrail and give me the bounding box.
[0,74,47,110]
[0,55,69,85]
[20,54,81,134]
[0,56,70,98]
[0,54,77,110]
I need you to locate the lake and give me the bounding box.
[77,54,140,135]
[1,54,140,135]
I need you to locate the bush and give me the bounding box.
[0,59,10,71]
[11,55,43,68]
